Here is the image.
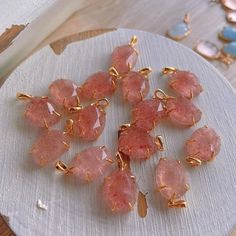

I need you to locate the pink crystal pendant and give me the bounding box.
[56,146,113,182]
[68,98,109,141]
[78,70,117,102]
[162,67,203,99]
[49,79,80,109]
[155,158,189,208]
[132,94,167,131]
[30,121,72,166]
[17,92,61,128]
[154,89,202,127]
[121,68,151,105]
[111,36,138,76]
[103,152,137,213]
[118,124,164,160]
[185,126,221,167]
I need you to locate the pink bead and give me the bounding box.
[30,130,70,166]
[169,71,203,99]
[49,79,79,108]
[166,97,202,126]
[78,72,116,101]
[69,146,112,182]
[118,126,158,160]
[121,71,150,105]
[132,98,167,131]
[186,126,221,162]
[103,169,137,213]
[24,97,60,128]
[72,105,106,141]
[155,158,189,200]
[111,45,138,75]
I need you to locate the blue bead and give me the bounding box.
[168,22,190,40]
[223,42,236,57]
[221,26,236,42]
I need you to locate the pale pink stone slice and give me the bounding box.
[111,45,138,75]
[78,72,116,101]
[169,71,203,99]
[103,169,137,213]
[166,97,202,126]
[186,126,221,162]
[132,98,167,131]
[49,79,79,108]
[118,126,158,160]
[72,105,106,141]
[69,146,112,182]
[30,130,70,166]
[121,71,150,105]
[24,97,60,128]
[155,158,189,200]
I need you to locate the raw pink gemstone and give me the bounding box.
[169,71,203,99]
[69,146,112,182]
[166,97,202,126]
[121,71,150,105]
[78,72,116,101]
[155,158,189,200]
[132,98,167,131]
[186,126,221,162]
[103,169,137,213]
[118,126,158,160]
[30,130,70,166]
[24,97,60,128]
[49,79,79,108]
[111,45,138,75]
[72,105,106,141]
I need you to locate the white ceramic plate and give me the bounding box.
[0,29,236,236]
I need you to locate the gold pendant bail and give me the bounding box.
[183,13,190,24]
[109,66,121,79]
[16,92,33,100]
[56,161,70,173]
[162,67,177,75]
[186,156,202,167]
[155,135,165,151]
[68,105,83,113]
[129,35,138,47]
[92,98,109,110]
[139,67,152,78]
[154,89,173,101]
[168,199,187,208]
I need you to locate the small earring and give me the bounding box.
[218,26,236,42]
[220,0,236,10]
[167,13,191,41]
[162,67,203,100]
[195,40,234,65]
[102,152,137,213]
[30,120,72,166]
[185,125,221,167]
[49,79,80,110]
[56,146,114,182]
[68,98,109,141]
[155,157,189,208]
[226,12,236,24]
[111,35,138,76]
[118,124,164,160]
[121,67,152,105]
[17,92,61,128]
[154,89,202,127]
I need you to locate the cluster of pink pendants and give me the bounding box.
[17,36,221,215]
